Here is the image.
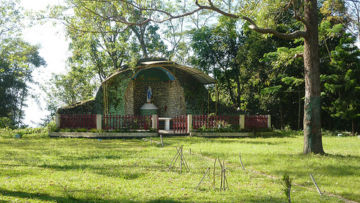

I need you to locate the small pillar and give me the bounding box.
[239,115,245,130]
[267,115,271,128]
[152,114,158,129]
[96,114,102,130]
[187,114,193,133]
[55,113,60,128]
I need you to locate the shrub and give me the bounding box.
[46,121,58,132]
[0,117,14,128]
[89,128,103,133]
[75,128,87,132]
[60,128,72,132]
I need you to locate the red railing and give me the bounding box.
[102,114,151,130]
[245,115,268,129]
[173,115,187,133]
[60,114,96,129]
[192,115,239,129]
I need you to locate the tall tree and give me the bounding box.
[0,39,45,127]
[322,34,360,136]
[193,0,324,154]
[0,0,46,127]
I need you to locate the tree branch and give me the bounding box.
[194,0,306,40]
[69,0,307,40]
[246,18,306,40]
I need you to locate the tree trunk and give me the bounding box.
[352,119,355,136]
[303,0,324,154]
[298,90,301,130]
[280,103,283,130]
[130,26,149,58]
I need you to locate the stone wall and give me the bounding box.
[124,80,134,115]
[102,70,133,115]
[94,86,103,114]
[133,79,186,117]
[165,66,209,114]
[57,99,96,114]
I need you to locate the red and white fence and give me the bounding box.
[245,115,269,129]
[192,115,239,129]
[173,115,187,133]
[59,114,96,129]
[56,114,271,132]
[102,114,151,130]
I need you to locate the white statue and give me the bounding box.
[147,86,152,103]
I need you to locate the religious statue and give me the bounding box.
[147,86,152,103]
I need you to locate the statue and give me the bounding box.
[147,86,152,103]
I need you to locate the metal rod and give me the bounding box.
[310,174,322,196]
[213,158,217,188]
[239,152,245,170]
[160,134,163,147]
[180,146,183,173]
[196,167,210,189]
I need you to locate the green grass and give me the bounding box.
[0,130,359,202]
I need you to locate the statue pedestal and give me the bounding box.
[140,103,158,116]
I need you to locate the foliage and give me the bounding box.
[0,39,45,127]
[189,17,276,111]
[0,0,46,127]
[282,174,292,203]
[0,117,13,128]
[0,127,48,138]
[322,34,360,135]
[43,66,97,119]
[46,121,58,132]
[0,0,22,39]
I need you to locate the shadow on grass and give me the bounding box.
[0,188,187,203]
[340,192,360,202]
[265,153,360,177]
[160,131,298,146]
[0,167,34,178]
[38,162,166,179]
[0,188,90,203]
[252,130,299,138]
[324,153,360,160]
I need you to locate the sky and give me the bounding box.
[21,0,69,127]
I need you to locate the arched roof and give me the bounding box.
[132,67,176,81]
[103,60,215,84]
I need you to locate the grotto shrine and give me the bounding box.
[57,59,215,118]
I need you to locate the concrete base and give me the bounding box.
[49,132,158,139]
[191,131,275,137]
[158,130,189,135]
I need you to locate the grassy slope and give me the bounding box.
[0,131,359,202]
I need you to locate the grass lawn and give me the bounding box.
[0,130,359,202]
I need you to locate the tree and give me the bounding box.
[0,39,45,127]
[0,0,46,127]
[193,0,324,154]
[345,0,360,40]
[322,34,360,136]
[43,65,97,116]
[189,17,279,114]
[0,0,22,39]
[189,17,243,108]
